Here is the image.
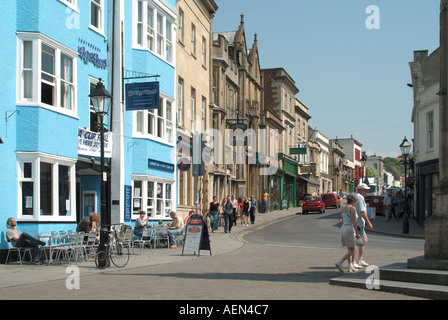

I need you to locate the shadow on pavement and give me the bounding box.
[100,269,340,284]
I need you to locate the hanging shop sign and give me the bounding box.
[125,82,160,111]
[78,128,112,158]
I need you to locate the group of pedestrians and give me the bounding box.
[207,195,257,233]
[335,183,373,273]
[383,191,409,221]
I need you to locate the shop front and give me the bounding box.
[280,155,298,210]
[415,160,439,225]
[267,173,282,212]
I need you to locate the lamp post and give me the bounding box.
[399,136,412,234]
[89,78,112,268]
[361,152,367,184]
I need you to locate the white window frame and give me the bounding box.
[191,87,196,132]
[58,0,79,12]
[177,77,184,126]
[133,0,176,64]
[191,23,196,56]
[202,36,207,67]
[133,93,175,145]
[201,96,206,132]
[90,0,105,36]
[131,176,174,221]
[178,8,184,44]
[89,77,101,131]
[16,32,78,118]
[17,152,77,222]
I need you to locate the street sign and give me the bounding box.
[177,157,191,171]
[290,147,307,155]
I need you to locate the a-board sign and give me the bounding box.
[182,214,211,257]
[367,207,376,222]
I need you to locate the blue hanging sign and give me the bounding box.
[125,82,160,110]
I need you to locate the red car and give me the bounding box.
[302,196,326,214]
[321,192,341,208]
[369,195,384,215]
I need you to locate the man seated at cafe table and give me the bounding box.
[167,211,184,249]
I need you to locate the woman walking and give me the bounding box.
[242,196,251,227]
[208,196,220,233]
[335,193,360,273]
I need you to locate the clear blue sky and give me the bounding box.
[213,0,440,158]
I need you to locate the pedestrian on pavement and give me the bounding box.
[383,192,393,221]
[222,196,236,233]
[238,198,243,225]
[184,209,195,225]
[167,211,184,249]
[231,195,237,226]
[249,195,257,224]
[353,183,373,269]
[397,193,405,219]
[242,196,251,227]
[261,189,269,213]
[335,193,360,273]
[208,196,220,233]
[392,192,402,220]
[6,218,46,265]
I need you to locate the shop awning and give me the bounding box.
[298,176,320,188]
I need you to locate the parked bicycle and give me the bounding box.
[95,224,130,269]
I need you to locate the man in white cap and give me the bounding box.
[353,183,373,268]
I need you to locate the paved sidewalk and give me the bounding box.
[0,206,424,289]
[369,212,425,239]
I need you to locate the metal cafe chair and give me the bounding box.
[133,227,154,254]
[154,225,169,248]
[5,241,32,265]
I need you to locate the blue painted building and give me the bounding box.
[0,0,177,250]
[118,0,177,226]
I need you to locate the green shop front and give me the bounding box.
[265,154,298,211]
[276,154,298,210]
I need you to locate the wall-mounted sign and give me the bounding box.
[125,82,160,111]
[124,185,132,221]
[290,147,307,155]
[78,46,107,69]
[78,128,112,158]
[148,158,174,173]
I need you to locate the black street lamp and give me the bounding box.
[399,136,412,234]
[361,152,368,184]
[89,78,112,268]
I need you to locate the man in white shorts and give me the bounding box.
[353,183,373,268]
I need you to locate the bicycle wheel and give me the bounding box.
[110,241,130,268]
[95,250,109,269]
